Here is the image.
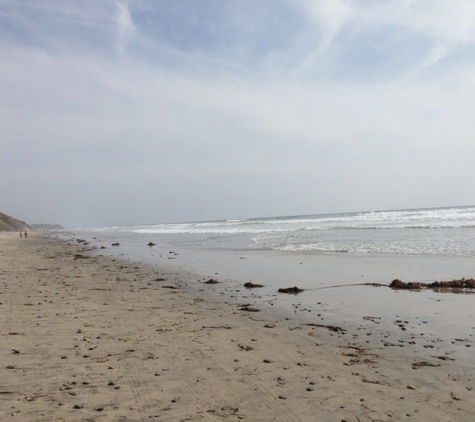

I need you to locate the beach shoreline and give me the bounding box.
[1,232,474,421]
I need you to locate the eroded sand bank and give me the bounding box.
[1,232,474,421]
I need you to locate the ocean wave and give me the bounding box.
[269,243,475,257]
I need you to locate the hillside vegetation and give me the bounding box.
[0,212,31,231]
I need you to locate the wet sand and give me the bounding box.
[1,232,475,421]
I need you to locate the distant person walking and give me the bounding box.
[19,231,23,238]
[24,230,28,239]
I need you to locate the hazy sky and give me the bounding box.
[1,0,475,227]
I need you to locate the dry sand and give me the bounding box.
[1,232,475,421]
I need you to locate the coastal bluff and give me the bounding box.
[0,211,31,231]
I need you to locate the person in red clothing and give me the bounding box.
[24,230,28,239]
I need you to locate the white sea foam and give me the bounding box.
[85,206,475,257]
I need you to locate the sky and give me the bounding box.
[1,0,475,228]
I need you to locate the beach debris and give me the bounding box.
[363,316,381,324]
[111,243,120,246]
[390,278,475,290]
[74,254,93,260]
[238,344,253,351]
[147,242,156,246]
[412,361,441,369]
[162,285,178,289]
[204,279,219,284]
[240,306,260,312]
[278,286,304,294]
[244,282,264,288]
[305,323,345,333]
[433,355,455,361]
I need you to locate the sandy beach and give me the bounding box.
[1,232,475,421]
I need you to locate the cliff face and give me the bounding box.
[0,212,31,232]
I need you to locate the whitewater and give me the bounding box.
[91,205,475,257]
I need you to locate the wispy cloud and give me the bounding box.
[115,0,135,53]
[1,0,475,225]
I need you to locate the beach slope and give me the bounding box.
[1,232,474,421]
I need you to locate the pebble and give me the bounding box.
[108,381,116,386]
[74,403,84,409]
[96,407,104,411]
[278,395,286,400]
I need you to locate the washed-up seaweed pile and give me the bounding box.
[390,278,475,290]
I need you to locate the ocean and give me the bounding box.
[106,205,475,256]
[68,205,475,361]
